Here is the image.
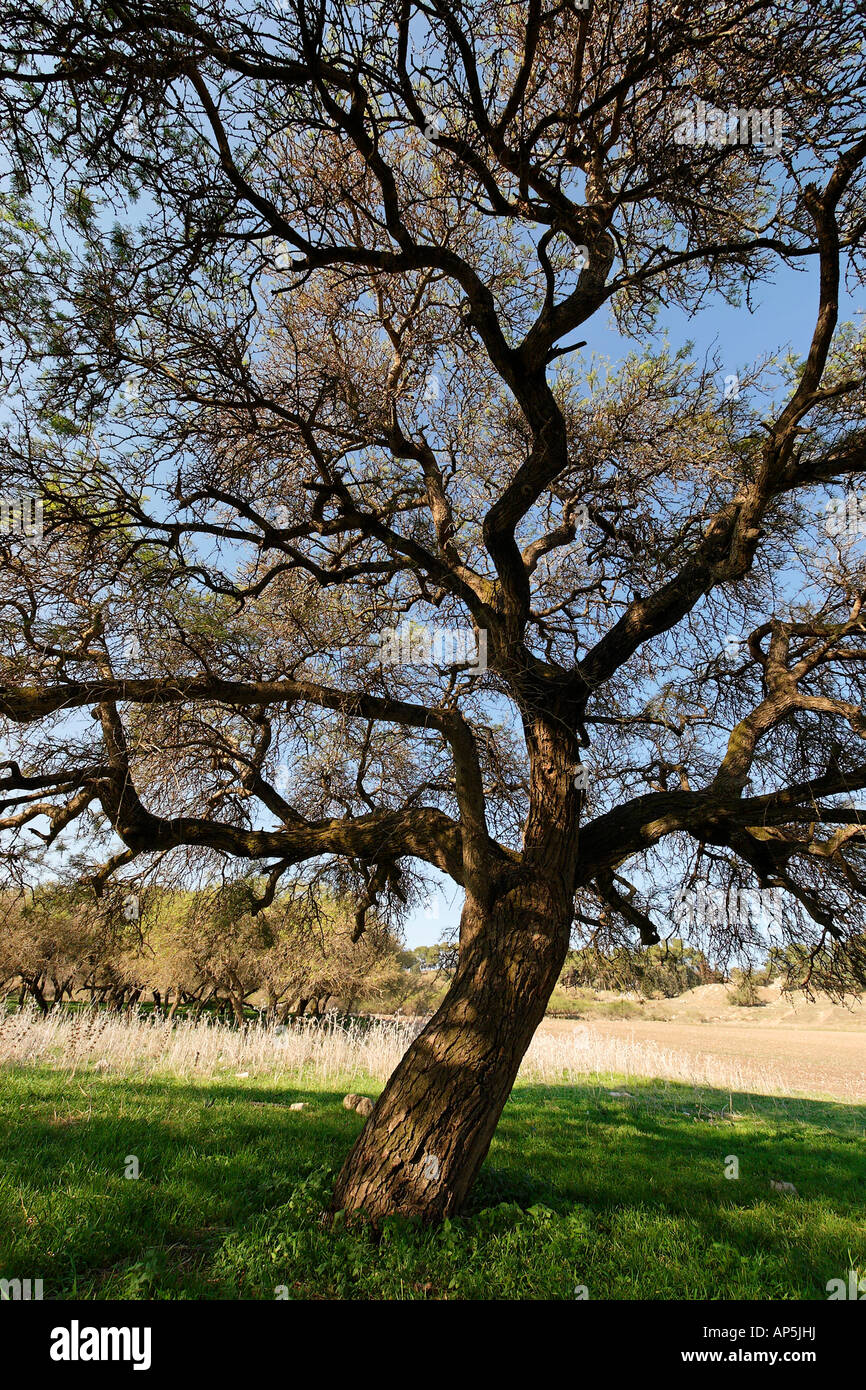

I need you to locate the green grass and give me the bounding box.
[1,1066,863,1299]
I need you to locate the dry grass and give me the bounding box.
[0,1006,413,1084]
[0,1004,829,1097]
[524,1023,792,1095]
[539,1016,866,1102]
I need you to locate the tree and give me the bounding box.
[726,967,764,1006]
[1,0,865,1219]
[766,938,866,994]
[561,938,719,997]
[0,876,403,1016]
[0,880,143,1009]
[167,881,404,1021]
[411,942,456,971]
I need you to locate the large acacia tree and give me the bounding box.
[1,0,865,1219]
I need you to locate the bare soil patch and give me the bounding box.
[539,995,866,1103]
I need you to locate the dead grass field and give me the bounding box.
[539,984,866,1103]
[3,982,863,1102]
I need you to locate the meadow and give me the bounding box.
[0,1009,863,1300]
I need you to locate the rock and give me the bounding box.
[289,1102,306,1110]
[343,1093,375,1116]
[770,1180,798,1195]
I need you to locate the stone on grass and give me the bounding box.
[343,1093,375,1116]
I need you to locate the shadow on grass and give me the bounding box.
[1,1068,863,1298]
[491,1081,865,1205]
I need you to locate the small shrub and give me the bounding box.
[727,971,763,1007]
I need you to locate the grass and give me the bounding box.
[0,1003,809,1095]
[1,1065,863,1300]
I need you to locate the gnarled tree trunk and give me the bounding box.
[331,872,572,1221]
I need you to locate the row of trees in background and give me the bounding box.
[5,887,859,1020]
[0,882,419,1021]
[560,940,722,998]
[558,937,866,1002]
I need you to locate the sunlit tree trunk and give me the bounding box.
[331,874,572,1220]
[332,710,581,1220]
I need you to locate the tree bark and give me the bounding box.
[331,873,572,1221]
[21,976,49,1014]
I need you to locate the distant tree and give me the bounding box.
[726,967,764,1006]
[0,877,404,1019]
[410,941,457,971]
[410,945,438,970]
[766,939,866,995]
[0,883,128,1010]
[1,1,866,1219]
[561,939,719,997]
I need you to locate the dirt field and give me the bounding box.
[539,984,866,1103]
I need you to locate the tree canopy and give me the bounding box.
[1,0,865,1215]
